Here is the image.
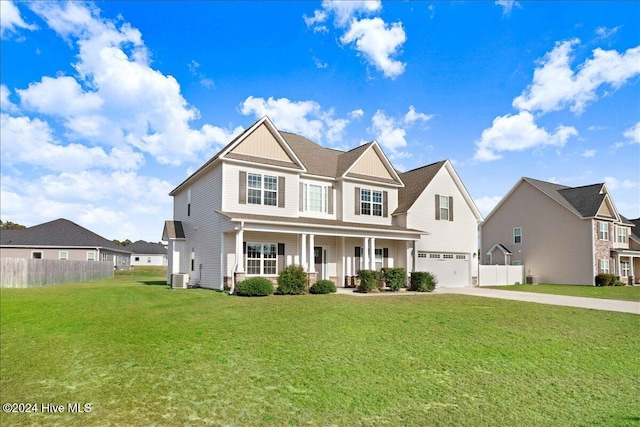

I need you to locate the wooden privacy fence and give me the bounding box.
[1,258,114,288]
[478,265,524,286]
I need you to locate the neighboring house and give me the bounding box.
[125,240,168,266]
[0,218,131,269]
[163,116,482,289]
[480,177,639,285]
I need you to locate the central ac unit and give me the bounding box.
[172,273,189,289]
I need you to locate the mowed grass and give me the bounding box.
[1,270,639,426]
[491,283,640,301]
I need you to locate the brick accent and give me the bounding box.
[593,220,613,274]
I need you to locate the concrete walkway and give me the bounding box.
[335,287,640,314]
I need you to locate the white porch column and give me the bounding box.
[301,234,307,271]
[363,237,369,270]
[308,234,316,273]
[235,228,244,272]
[370,238,376,271]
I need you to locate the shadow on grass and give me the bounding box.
[139,280,169,286]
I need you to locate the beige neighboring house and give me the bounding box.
[163,116,482,289]
[0,218,132,269]
[481,177,639,286]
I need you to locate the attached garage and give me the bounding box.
[416,252,470,288]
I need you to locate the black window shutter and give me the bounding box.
[277,243,285,271]
[435,194,440,220]
[355,187,361,215]
[383,191,388,217]
[278,176,285,208]
[277,243,285,255]
[449,196,454,221]
[243,242,247,254]
[383,248,389,258]
[355,246,361,257]
[239,171,246,204]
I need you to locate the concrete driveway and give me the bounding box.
[336,287,640,314]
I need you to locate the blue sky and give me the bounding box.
[1,0,639,242]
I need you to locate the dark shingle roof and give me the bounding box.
[0,218,127,251]
[523,178,610,218]
[627,218,640,239]
[394,161,446,214]
[163,221,185,239]
[125,240,167,255]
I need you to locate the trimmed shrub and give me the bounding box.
[310,280,337,294]
[614,280,626,287]
[410,271,437,292]
[357,270,378,293]
[276,265,307,295]
[595,273,617,287]
[384,268,407,292]
[236,277,274,296]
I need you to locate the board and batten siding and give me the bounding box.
[222,163,300,218]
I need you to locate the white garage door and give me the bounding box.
[416,252,470,288]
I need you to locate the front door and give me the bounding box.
[314,246,325,280]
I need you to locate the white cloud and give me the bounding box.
[239,96,352,144]
[341,17,406,79]
[11,2,240,166]
[1,84,20,114]
[349,109,364,119]
[596,26,621,39]
[369,106,432,153]
[513,39,640,114]
[475,195,503,216]
[581,149,596,158]
[495,1,521,15]
[474,111,578,161]
[603,176,638,191]
[623,122,640,144]
[320,0,382,28]
[1,113,143,172]
[0,1,38,39]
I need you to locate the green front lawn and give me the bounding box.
[490,283,640,301]
[1,270,639,426]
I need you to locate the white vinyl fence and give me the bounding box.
[1,258,114,288]
[478,265,524,286]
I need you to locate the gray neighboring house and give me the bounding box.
[126,240,167,267]
[0,218,131,269]
[481,177,639,285]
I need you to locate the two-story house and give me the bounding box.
[163,116,482,289]
[480,177,639,285]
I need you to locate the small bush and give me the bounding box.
[357,270,378,293]
[236,277,274,296]
[595,274,617,287]
[384,268,406,292]
[276,265,307,295]
[310,280,337,294]
[410,271,437,292]
[614,280,626,287]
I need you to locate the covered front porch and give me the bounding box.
[218,212,423,291]
[612,249,640,285]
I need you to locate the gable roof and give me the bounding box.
[627,217,640,240]
[484,177,634,225]
[394,161,446,214]
[124,240,167,255]
[163,221,186,240]
[0,218,128,252]
[393,160,482,220]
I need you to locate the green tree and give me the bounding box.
[0,220,26,230]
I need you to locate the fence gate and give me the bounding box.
[478,265,524,286]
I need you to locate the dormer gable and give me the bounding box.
[342,142,403,186]
[220,116,306,171]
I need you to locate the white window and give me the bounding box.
[32,251,43,259]
[87,252,96,261]
[443,254,454,259]
[247,243,277,275]
[187,189,192,216]
[361,189,383,217]
[305,184,328,213]
[514,227,522,244]
[598,222,609,240]
[102,253,108,262]
[59,251,68,261]
[621,261,630,276]
[247,173,277,206]
[599,259,610,274]
[135,256,140,262]
[439,195,450,221]
[617,227,628,244]
[147,257,152,263]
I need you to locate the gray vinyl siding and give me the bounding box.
[481,180,594,285]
